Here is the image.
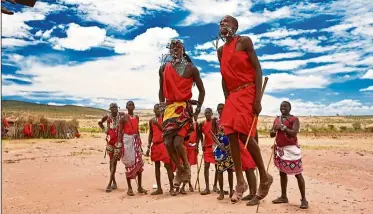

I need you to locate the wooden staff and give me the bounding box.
[244,77,269,149]
[194,153,204,191]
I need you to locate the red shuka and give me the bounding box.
[162,62,193,102]
[150,117,171,164]
[184,123,198,165]
[202,120,215,164]
[123,115,139,135]
[274,116,298,147]
[220,36,257,137]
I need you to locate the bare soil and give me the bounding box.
[2,133,373,214]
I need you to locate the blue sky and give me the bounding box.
[1,0,373,116]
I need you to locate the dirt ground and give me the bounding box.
[2,133,373,214]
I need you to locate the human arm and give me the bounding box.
[192,65,206,121]
[198,122,205,151]
[195,122,200,154]
[242,36,263,115]
[146,119,153,156]
[98,115,108,132]
[158,64,166,103]
[282,117,300,138]
[117,116,125,145]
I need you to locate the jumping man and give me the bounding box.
[217,15,273,203]
[159,39,206,189]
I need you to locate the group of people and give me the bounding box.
[97,15,308,209]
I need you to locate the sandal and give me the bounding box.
[272,196,289,204]
[246,196,260,206]
[111,182,117,190]
[151,189,163,195]
[170,188,178,196]
[231,183,248,204]
[174,167,183,188]
[127,189,135,196]
[105,186,112,193]
[242,194,254,201]
[180,187,187,195]
[138,187,148,194]
[256,173,273,200]
[300,199,309,209]
[200,189,211,195]
[217,194,224,200]
[189,185,194,192]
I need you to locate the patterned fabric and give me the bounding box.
[214,134,234,172]
[274,144,303,175]
[121,134,144,179]
[162,101,193,138]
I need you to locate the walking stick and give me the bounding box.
[194,153,204,191]
[244,77,269,149]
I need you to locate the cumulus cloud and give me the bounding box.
[58,0,178,29]
[49,23,107,51]
[2,27,179,110]
[361,69,373,79]
[180,0,292,31]
[359,86,373,92]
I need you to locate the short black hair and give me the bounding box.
[217,103,224,107]
[205,108,212,112]
[126,100,134,106]
[154,104,159,109]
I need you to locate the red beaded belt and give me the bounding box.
[230,82,254,93]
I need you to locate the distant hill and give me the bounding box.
[2,100,108,119]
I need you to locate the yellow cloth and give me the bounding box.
[163,101,186,121]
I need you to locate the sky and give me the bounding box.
[1,0,373,116]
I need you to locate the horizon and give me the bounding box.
[2,0,373,116]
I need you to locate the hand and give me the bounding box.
[194,106,201,121]
[253,101,262,115]
[145,149,150,157]
[202,146,205,152]
[273,124,282,130]
[196,148,199,154]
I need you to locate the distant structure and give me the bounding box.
[2,0,37,15]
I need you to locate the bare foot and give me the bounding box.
[189,184,194,192]
[105,186,112,193]
[180,187,187,195]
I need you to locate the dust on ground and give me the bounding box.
[2,133,373,214]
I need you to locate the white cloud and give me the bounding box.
[49,23,107,51]
[2,2,66,38]
[180,0,292,31]
[1,38,39,48]
[259,28,316,39]
[361,69,373,79]
[259,52,304,61]
[58,0,177,29]
[272,37,337,53]
[265,73,328,92]
[194,51,218,63]
[296,63,364,75]
[2,27,179,110]
[360,86,373,92]
[48,102,65,106]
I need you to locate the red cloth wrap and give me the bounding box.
[274,116,298,147]
[202,120,215,163]
[162,62,193,102]
[184,123,198,165]
[220,36,257,137]
[150,117,171,163]
[123,115,139,135]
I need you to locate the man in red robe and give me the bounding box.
[159,39,205,190]
[217,15,273,204]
